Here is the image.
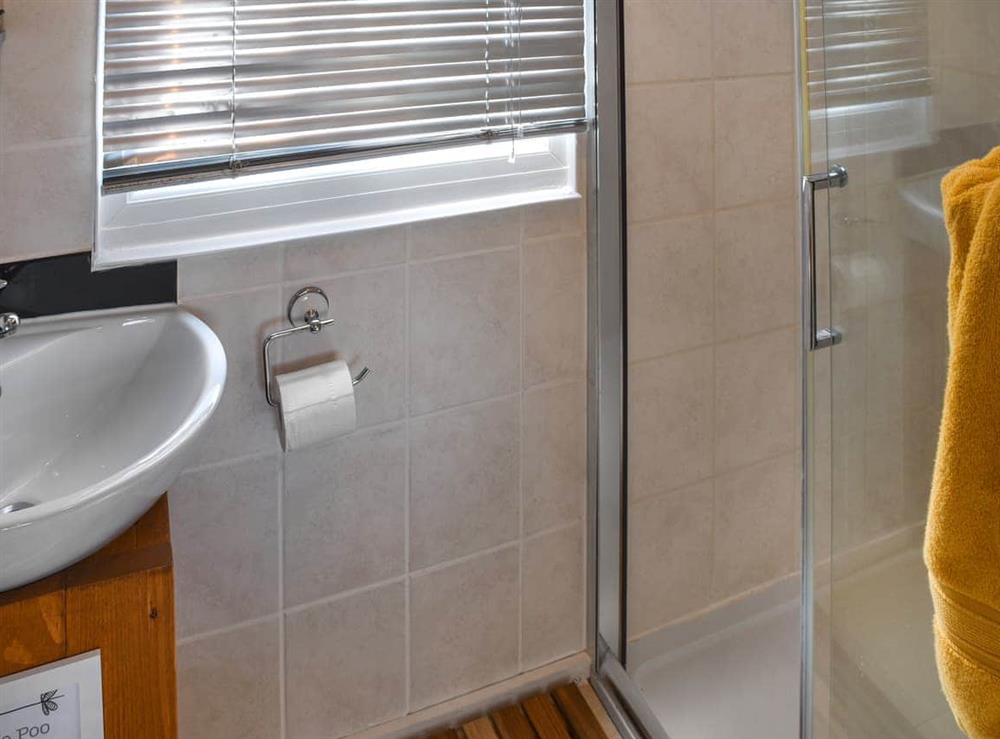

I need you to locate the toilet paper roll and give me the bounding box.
[276,359,357,451]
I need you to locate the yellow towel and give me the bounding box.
[926,145,1000,737]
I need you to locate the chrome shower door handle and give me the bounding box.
[802,164,848,351]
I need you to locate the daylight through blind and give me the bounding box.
[804,0,931,155]
[100,0,588,191]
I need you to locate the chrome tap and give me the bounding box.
[0,312,17,338]
[0,278,16,338]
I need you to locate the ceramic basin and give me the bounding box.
[0,305,226,592]
[896,168,949,254]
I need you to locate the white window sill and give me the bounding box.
[94,135,579,269]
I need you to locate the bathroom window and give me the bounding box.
[95,0,588,267]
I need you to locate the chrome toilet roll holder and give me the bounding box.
[262,286,371,407]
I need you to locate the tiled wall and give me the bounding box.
[0,3,588,738]
[928,1,1000,131]
[622,0,801,639]
[171,204,588,739]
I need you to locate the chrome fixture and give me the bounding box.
[0,277,16,339]
[262,286,370,407]
[801,164,848,351]
[0,312,18,339]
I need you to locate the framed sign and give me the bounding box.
[0,651,104,739]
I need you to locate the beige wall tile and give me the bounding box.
[523,198,585,240]
[711,0,794,78]
[282,225,407,283]
[522,381,586,535]
[831,430,866,554]
[522,525,585,669]
[624,1,712,84]
[715,200,796,341]
[180,287,284,466]
[410,397,519,568]
[902,405,940,525]
[170,456,280,637]
[830,307,869,438]
[714,327,797,472]
[935,67,1000,130]
[409,207,522,260]
[629,348,714,500]
[283,426,406,607]
[628,481,714,635]
[523,234,587,386]
[286,584,406,739]
[177,619,280,739]
[626,81,714,222]
[627,214,714,361]
[902,292,948,414]
[410,546,519,710]
[409,250,520,414]
[865,300,906,429]
[178,246,283,299]
[278,267,407,428]
[712,452,798,599]
[0,0,96,145]
[714,75,795,208]
[862,421,906,541]
[0,143,94,262]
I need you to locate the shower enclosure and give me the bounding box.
[590,1,996,737]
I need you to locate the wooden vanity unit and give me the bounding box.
[0,496,177,739]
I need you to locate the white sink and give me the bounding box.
[896,168,950,254]
[0,305,226,592]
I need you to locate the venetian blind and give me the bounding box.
[805,0,931,112]
[100,0,588,191]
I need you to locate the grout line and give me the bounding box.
[179,261,406,303]
[282,576,409,618]
[176,611,281,646]
[403,225,413,714]
[625,195,796,229]
[277,455,287,739]
[517,206,526,674]
[521,372,589,394]
[181,417,410,476]
[407,390,521,424]
[2,135,91,153]
[523,518,584,544]
[272,535,524,628]
[707,45,719,600]
[625,69,794,89]
[407,243,518,266]
[522,374,587,395]
[630,447,801,509]
[411,539,522,580]
[628,570,801,644]
[521,228,587,248]
[627,322,799,370]
[181,449,281,477]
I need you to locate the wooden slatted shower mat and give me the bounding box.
[424,682,620,739]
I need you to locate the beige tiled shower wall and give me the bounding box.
[928,1,1000,131]
[0,3,588,738]
[623,0,801,639]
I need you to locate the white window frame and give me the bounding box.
[93,0,593,269]
[93,133,579,269]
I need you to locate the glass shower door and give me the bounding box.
[801,1,993,737]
